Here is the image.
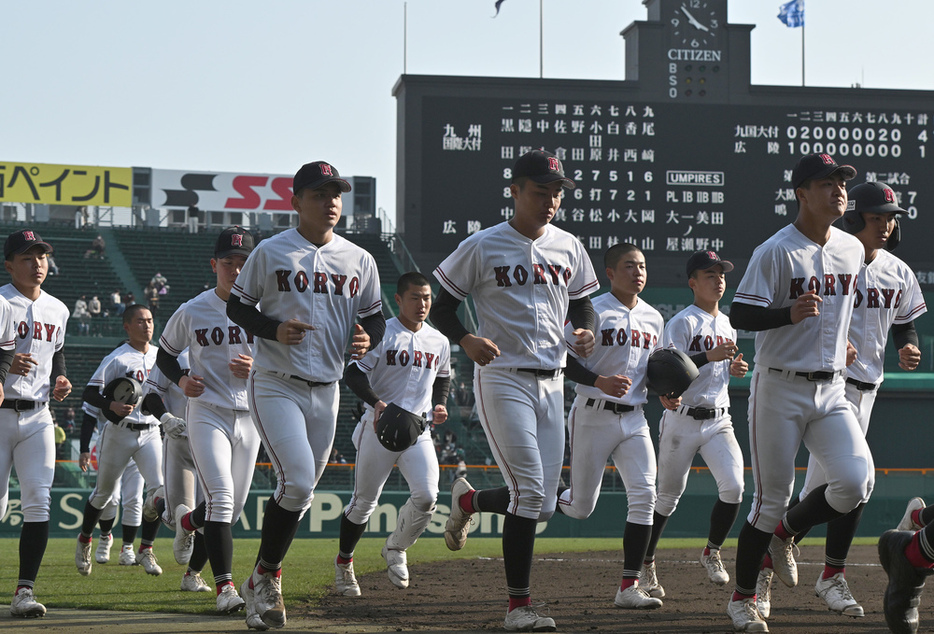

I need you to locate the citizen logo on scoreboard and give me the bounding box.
[666,171,725,186]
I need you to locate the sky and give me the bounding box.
[5,0,933,228]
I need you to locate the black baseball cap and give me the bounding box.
[512,149,576,189]
[4,229,53,260]
[292,161,351,195]
[686,250,734,277]
[791,153,857,190]
[848,181,907,215]
[214,226,255,259]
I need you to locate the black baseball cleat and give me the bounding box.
[878,529,933,634]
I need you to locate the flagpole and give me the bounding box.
[539,0,543,78]
[403,2,408,75]
[801,21,805,86]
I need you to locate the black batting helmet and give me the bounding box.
[375,403,427,452]
[103,376,143,406]
[646,348,699,398]
[842,181,907,250]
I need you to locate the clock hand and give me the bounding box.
[680,5,710,32]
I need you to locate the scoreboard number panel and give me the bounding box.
[417,96,931,285]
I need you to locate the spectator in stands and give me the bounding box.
[84,234,105,259]
[88,295,101,319]
[54,419,67,460]
[329,447,347,464]
[150,272,168,293]
[123,291,135,307]
[76,206,90,227]
[74,295,91,336]
[62,407,76,434]
[439,430,460,465]
[47,254,60,276]
[144,283,159,313]
[109,289,125,316]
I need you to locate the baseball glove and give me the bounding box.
[375,402,427,452]
[159,413,187,439]
[646,348,699,398]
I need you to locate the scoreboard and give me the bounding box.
[394,1,934,288]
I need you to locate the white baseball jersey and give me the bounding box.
[847,249,927,385]
[0,284,68,401]
[160,288,253,410]
[568,293,664,405]
[434,222,599,369]
[88,343,159,426]
[733,224,863,371]
[663,305,735,408]
[0,296,14,353]
[351,317,451,415]
[231,229,381,382]
[143,349,189,427]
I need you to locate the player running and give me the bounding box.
[431,149,598,632]
[773,181,923,621]
[74,304,165,578]
[227,163,384,630]
[334,272,450,595]
[79,404,147,567]
[141,350,215,595]
[641,250,747,599]
[726,153,873,633]
[557,242,673,610]
[0,229,71,618]
[157,226,260,615]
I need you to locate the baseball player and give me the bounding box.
[227,162,384,630]
[726,153,873,633]
[74,304,168,578]
[79,404,147,567]
[141,350,215,595]
[431,149,598,632]
[557,242,673,610]
[158,226,261,614]
[334,272,451,595]
[641,250,747,599]
[880,497,934,633]
[0,229,72,618]
[769,181,925,621]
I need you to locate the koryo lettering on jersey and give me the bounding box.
[788,273,857,299]
[193,325,256,347]
[384,349,440,369]
[600,328,659,349]
[275,270,361,297]
[492,264,572,287]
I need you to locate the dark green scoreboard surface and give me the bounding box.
[397,78,933,287]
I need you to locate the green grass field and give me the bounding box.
[0,536,876,614]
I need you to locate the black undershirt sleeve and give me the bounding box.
[156,347,186,386]
[0,347,14,383]
[50,347,67,386]
[566,296,596,336]
[729,302,794,332]
[343,363,380,407]
[429,289,470,344]
[226,294,280,341]
[563,355,600,387]
[690,351,711,369]
[141,393,168,419]
[82,385,110,410]
[432,375,451,408]
[892,320,919,349]
[359,312,386,350]
[79,411,97,454]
